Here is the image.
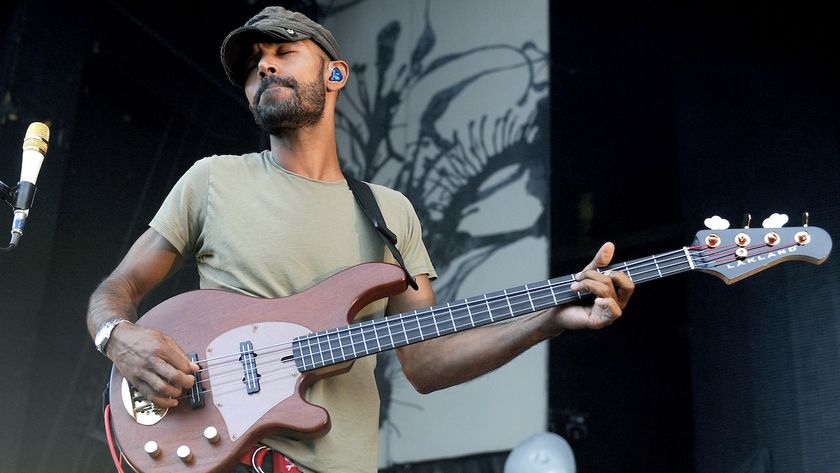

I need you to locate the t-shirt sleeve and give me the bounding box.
[149,158,211,257]
[393,193,438,281]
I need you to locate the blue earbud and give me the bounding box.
[329,68,343,82]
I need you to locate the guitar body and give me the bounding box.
[108,263,408,473]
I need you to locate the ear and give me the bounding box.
[325,60,349,91]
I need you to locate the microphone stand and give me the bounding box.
[1,179,19,208]
[1,177,24,250]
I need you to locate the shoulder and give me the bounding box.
[193,151,266,172]
[366,182,414,209]
[364,182,426,230]
[177,152,267,185]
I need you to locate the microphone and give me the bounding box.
[7,122,50,248]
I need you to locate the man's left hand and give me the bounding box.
[541,242,635,334]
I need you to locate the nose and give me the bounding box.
[256,44,278,79]
[258,61,277,79]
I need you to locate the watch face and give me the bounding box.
[95,320,115,351]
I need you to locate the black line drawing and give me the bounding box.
[326,0,550,431]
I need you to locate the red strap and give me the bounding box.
[240,446,302,473]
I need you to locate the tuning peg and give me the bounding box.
[741,214,752,228]
[704,215,730,230]
[761,213,788,229]
[802,211,810,227]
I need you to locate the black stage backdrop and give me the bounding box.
[1,1,839,472]
[548,3,840,473]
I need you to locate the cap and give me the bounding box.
[221,6,342,87]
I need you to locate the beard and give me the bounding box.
[251,74,326,134]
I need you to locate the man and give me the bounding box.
[87,6,634,473]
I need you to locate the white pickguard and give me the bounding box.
[206,322,310,441]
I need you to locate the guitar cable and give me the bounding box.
[104,403,127,473]
[103,384,129,473]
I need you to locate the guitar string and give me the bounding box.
[174,241,793,399]
[174,248,707,397]
[187,247,696,372]
[175,254,701,399]
[179,244,735,392]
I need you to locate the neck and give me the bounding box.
[268,116,343,181]
[293,247,703,372]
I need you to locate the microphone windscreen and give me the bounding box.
[22,122,50,155]
[20,122,49,184]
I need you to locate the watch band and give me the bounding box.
[94,318,132,355]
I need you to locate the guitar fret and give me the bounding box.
[372,321,383,353]
[432,310,440,336]
[336,329,347,362]
[623,261,633,281]
[353,326,366,358]
[410,314,419,342]
[526,284,536,312]
[327,331,339,365]
[448,302,457,333]
[347,328,358,359]
[398,314,409,346]
[307,336,316,371]
[385,318,396,350]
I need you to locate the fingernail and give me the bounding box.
[570,282,581,291]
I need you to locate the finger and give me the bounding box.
[575,268,614,285]
[609,271,635,306]
[570,278,617,300]
[146,392,179,408]
[577,242,615,277]
[590,297,623,328]
[130,377,179,408]
[148,372,186,399]
[150,356,195,391]
[161,337,201,377]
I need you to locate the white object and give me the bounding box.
[504,432,576,473]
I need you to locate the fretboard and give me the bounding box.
[293,247,699,372]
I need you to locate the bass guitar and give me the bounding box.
[107,215,832,472]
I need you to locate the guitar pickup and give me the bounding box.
[188,352,205,409]
[239,340,261,395]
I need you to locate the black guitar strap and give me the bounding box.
[346,176,419,290]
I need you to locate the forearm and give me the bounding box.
[86,274,140,338]
[86,228,183,339]
[396,308,560,394]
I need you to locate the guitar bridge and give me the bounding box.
[120,379,167,426]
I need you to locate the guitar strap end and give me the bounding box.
[406,272,419,290]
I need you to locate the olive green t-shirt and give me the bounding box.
[149,151,436,472]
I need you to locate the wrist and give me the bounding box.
[536,307,565,338]
[94,317,133,356]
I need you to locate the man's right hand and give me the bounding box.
[106,322,199,408]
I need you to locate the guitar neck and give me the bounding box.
[293,247,697,372]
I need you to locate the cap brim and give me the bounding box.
[221,27,313,87]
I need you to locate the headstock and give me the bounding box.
[690,212,832,284]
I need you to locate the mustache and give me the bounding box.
[254,75,299,104]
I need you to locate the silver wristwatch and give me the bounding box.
[94,318,132,355]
